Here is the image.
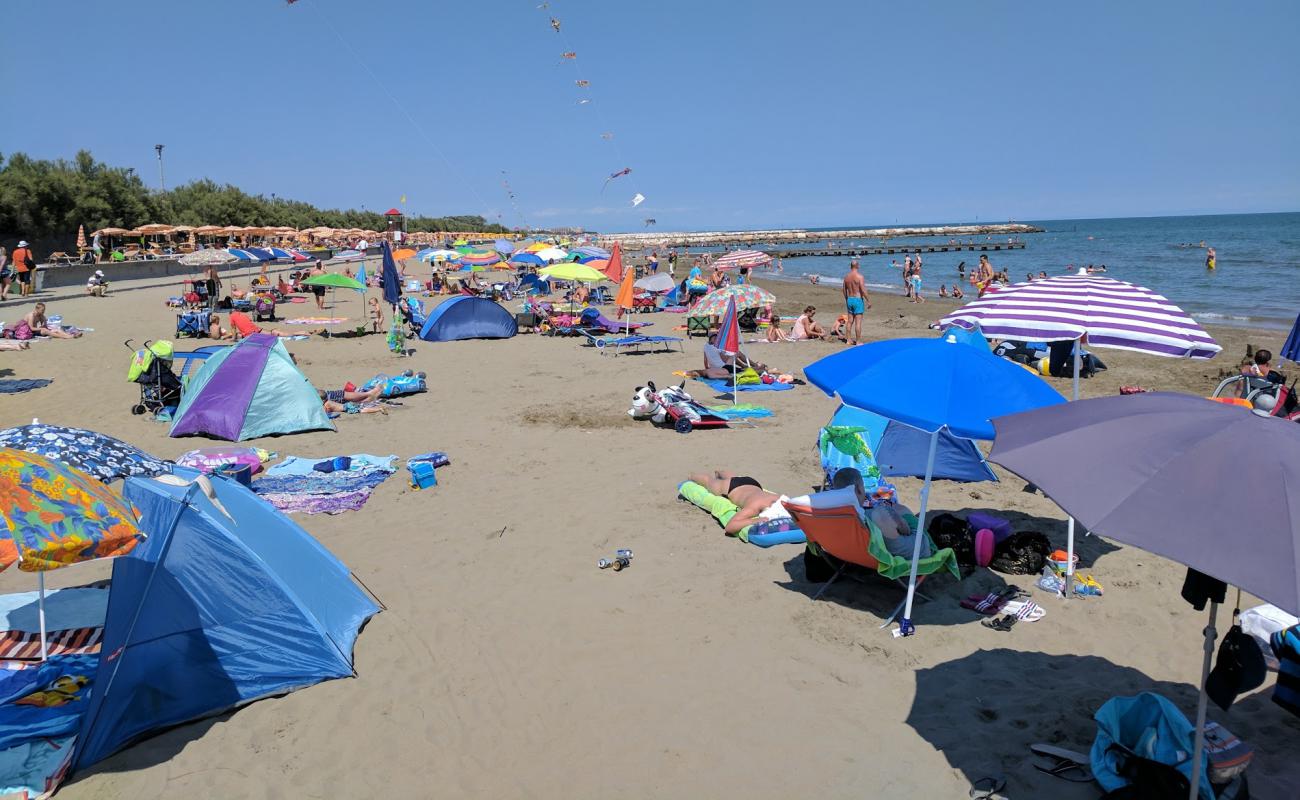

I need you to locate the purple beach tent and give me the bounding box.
[169,334,334,441]
[940,269,1222,592]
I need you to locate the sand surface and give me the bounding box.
[0,265,1295,799]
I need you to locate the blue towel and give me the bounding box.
[0,589,109,634]
[0,380,52,395]
[695,377,795,393]
[703,406,774,419]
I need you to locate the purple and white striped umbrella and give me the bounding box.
[712,249,772,271]
[940,269,1221,360]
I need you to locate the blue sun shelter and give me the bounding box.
[71,470,379,770]
[418,296,517,342]
[823,404,997,484]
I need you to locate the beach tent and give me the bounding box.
[71,470,380,770]
[824,405,996,483]
[418,296,517,342]
[169,334,334,441]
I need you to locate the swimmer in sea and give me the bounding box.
[1206,247,1216,271]
[807,274,820,285]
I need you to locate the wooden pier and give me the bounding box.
[772,241,1026,258]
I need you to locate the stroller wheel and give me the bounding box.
[674,417,693,434]
[131,404,146,416]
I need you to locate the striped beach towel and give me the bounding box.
[0,627,103,661]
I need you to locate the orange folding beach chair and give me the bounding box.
[783,488,957,627]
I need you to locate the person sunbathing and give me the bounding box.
[223,310,321,340]
[791,306,827,340]
[14,303,81,339]
[317,387,388,415]
[686,342,769,379]
[685,470,791,535]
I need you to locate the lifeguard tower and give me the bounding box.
[384,208,405,243]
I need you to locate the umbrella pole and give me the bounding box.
[1063,339,1082,600]
[1188,601,1217,800]
[37,571,47,662]
[898,429,940,637]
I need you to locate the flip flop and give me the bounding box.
[981,614,1017,632]
[1029,744,1093,782]
[962,592,1010,615]
[1002,600,1046,622]
[970,774,1009,799]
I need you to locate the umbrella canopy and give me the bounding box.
[538,263,607,283]
[493,239,515,255]
[573,244,610,260]
[302,273,366,290]
[133,224,174,235]
[940,269,1221,360]
[76,225,87,249]
[265,247,296,260]
[692,284,775,317]
[226,248,257,261]
[635,272,676,293]
[535,247,569,262]
[0,425,166,484]
[94,228,132,236]
[0,449,142,572]
[524,241,550,253]
[179,249,238,266]
[244,248,276,261]
[990,392,1300,615]
[806,336,1066,441]
[614,268,636,311]
[601,241,626,282]
[1281,311,1300,364]
[716,296,741,354]
[391,248,417,261]
[380,242,402,306]
[421,249,460,262]
[458,251,502,267]
[713,249,772,271]
[510,252,545,266]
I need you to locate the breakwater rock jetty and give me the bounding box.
[599,222,1042,249]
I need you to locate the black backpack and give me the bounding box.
[1101,747,1191,800]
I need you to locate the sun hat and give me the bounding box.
[17,241,28,247]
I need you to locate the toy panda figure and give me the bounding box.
[629,382,667,423]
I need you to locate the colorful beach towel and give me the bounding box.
[0,734,74,800]
[254,454,397,514]
[702,405,774,420]
[694,377,795,394]
[0,628,102,662]
[283,317,348,325]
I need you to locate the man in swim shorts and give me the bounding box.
[685,470,790,535]
[842,258,869,346]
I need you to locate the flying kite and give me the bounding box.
[602,168,632,192]
[561,52,576,60]
[600,132,614,140]
[644,218,657,227]
[578,99,591,105]
[631,193,646,207]
[550,17,561,32]
[575,79,590,88]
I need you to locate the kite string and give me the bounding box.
[309,5,499,222]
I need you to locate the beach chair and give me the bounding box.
[580,331,685,356]
[175,309,211,339]
[782,489,958,625]
[581,308,651,335]
[515,312,540,333]
[686,315,711,337]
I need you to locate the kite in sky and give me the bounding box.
[578,99,590,105]
[631,193,645,207]
[602,168,632,192]
[600,132,614,140]
[575,80,590,88]
[644,218,657,227]
[561,52,576,60]
[551,17,561,32]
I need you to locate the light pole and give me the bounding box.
[154,144,166,191]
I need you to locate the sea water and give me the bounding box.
[726,212,1298,330]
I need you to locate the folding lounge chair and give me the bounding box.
[580,331,684,356]
[782,488,958,626]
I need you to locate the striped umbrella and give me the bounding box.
[458,250,502,268]
[941,267,1222,598]
[76,225,87,249]
[712,249,771,271]
[715,297,742,405]
[693,284,775,317]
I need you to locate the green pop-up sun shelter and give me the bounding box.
[169,334,333,441]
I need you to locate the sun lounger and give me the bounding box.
[782,489,959,624]
[581,332,684,356]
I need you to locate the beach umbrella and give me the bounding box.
[244,248,275,261]
[0,448,143,658]
[76,224,87,250]
[538,263,607,283]
[302,273,365,291]
[493,239,515,255]
[716,296,742,405]
[600,241,625,282]
[265,247,296,260]
[940,267,1222,589]
[392,248,417,261]
[804,336,1066,635]
[458,251,502,268]
[713,249,772,271]
[1281,311,1300,364]
[525,241,550,253]
[692,284,775,317]
[573,244,610,260]
[510,252,545,266]
[635,272,676,293]
[614,266,636,336]
[94,228,132,236]
[226,248,256,261]
[988,392,1300,799]
[420,249,459,262]
[0,425,167,483]
[179,249,237,267]
[536,246,569,262]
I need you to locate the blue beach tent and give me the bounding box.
[72,470,379,770]
[418,296,517,342]
[824,404,997,483]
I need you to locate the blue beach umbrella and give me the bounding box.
[244,248,275,261]
[493,239,515,255]
[510,252,544,266]
[380,241,402,307]
[804,335,1066,635]
[1281,311,1300,364]
[225,248,256,261]
[265,247,295,260]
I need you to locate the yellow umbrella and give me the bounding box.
[538,263,607,282]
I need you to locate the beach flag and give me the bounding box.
[614,267,636,335]
[716,296,741,405]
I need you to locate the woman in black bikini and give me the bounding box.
[685,470,788,535]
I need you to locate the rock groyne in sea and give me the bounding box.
[599,222,1042,249]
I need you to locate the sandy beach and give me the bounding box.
[0,265,1294,800]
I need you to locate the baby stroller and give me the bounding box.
[399,296,428,338]
[126,339,183,416]
[253,294,277,322]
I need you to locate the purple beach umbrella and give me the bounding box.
[990,391,1300,799]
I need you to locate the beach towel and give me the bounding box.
[677,481,805,547]
[283,317,347,325]
[255,454,397,514]
[693,377,795,394]
[0,379,52,395]
[0,735,74,800]
[702,405,774,420]
[0,629,102,661]
[0,654,100,752]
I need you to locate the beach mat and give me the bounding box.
[694,377,794,394]
[0,380,52,394]
[283,317,348,325]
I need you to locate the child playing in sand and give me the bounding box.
[791,306,827,340]
[766,313,793,342]
[318,387,387,415]
[369,297,384,334]
[209,313,227,339]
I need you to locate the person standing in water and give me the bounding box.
[1206,246,1216,271]
[842,258,870,346]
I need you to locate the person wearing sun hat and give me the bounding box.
[11,240,35,297]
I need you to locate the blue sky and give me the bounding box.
[4,0,1298,231]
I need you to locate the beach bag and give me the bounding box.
[989,530,1051,575]
[927,513,975,565]
[734,367,761,386]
